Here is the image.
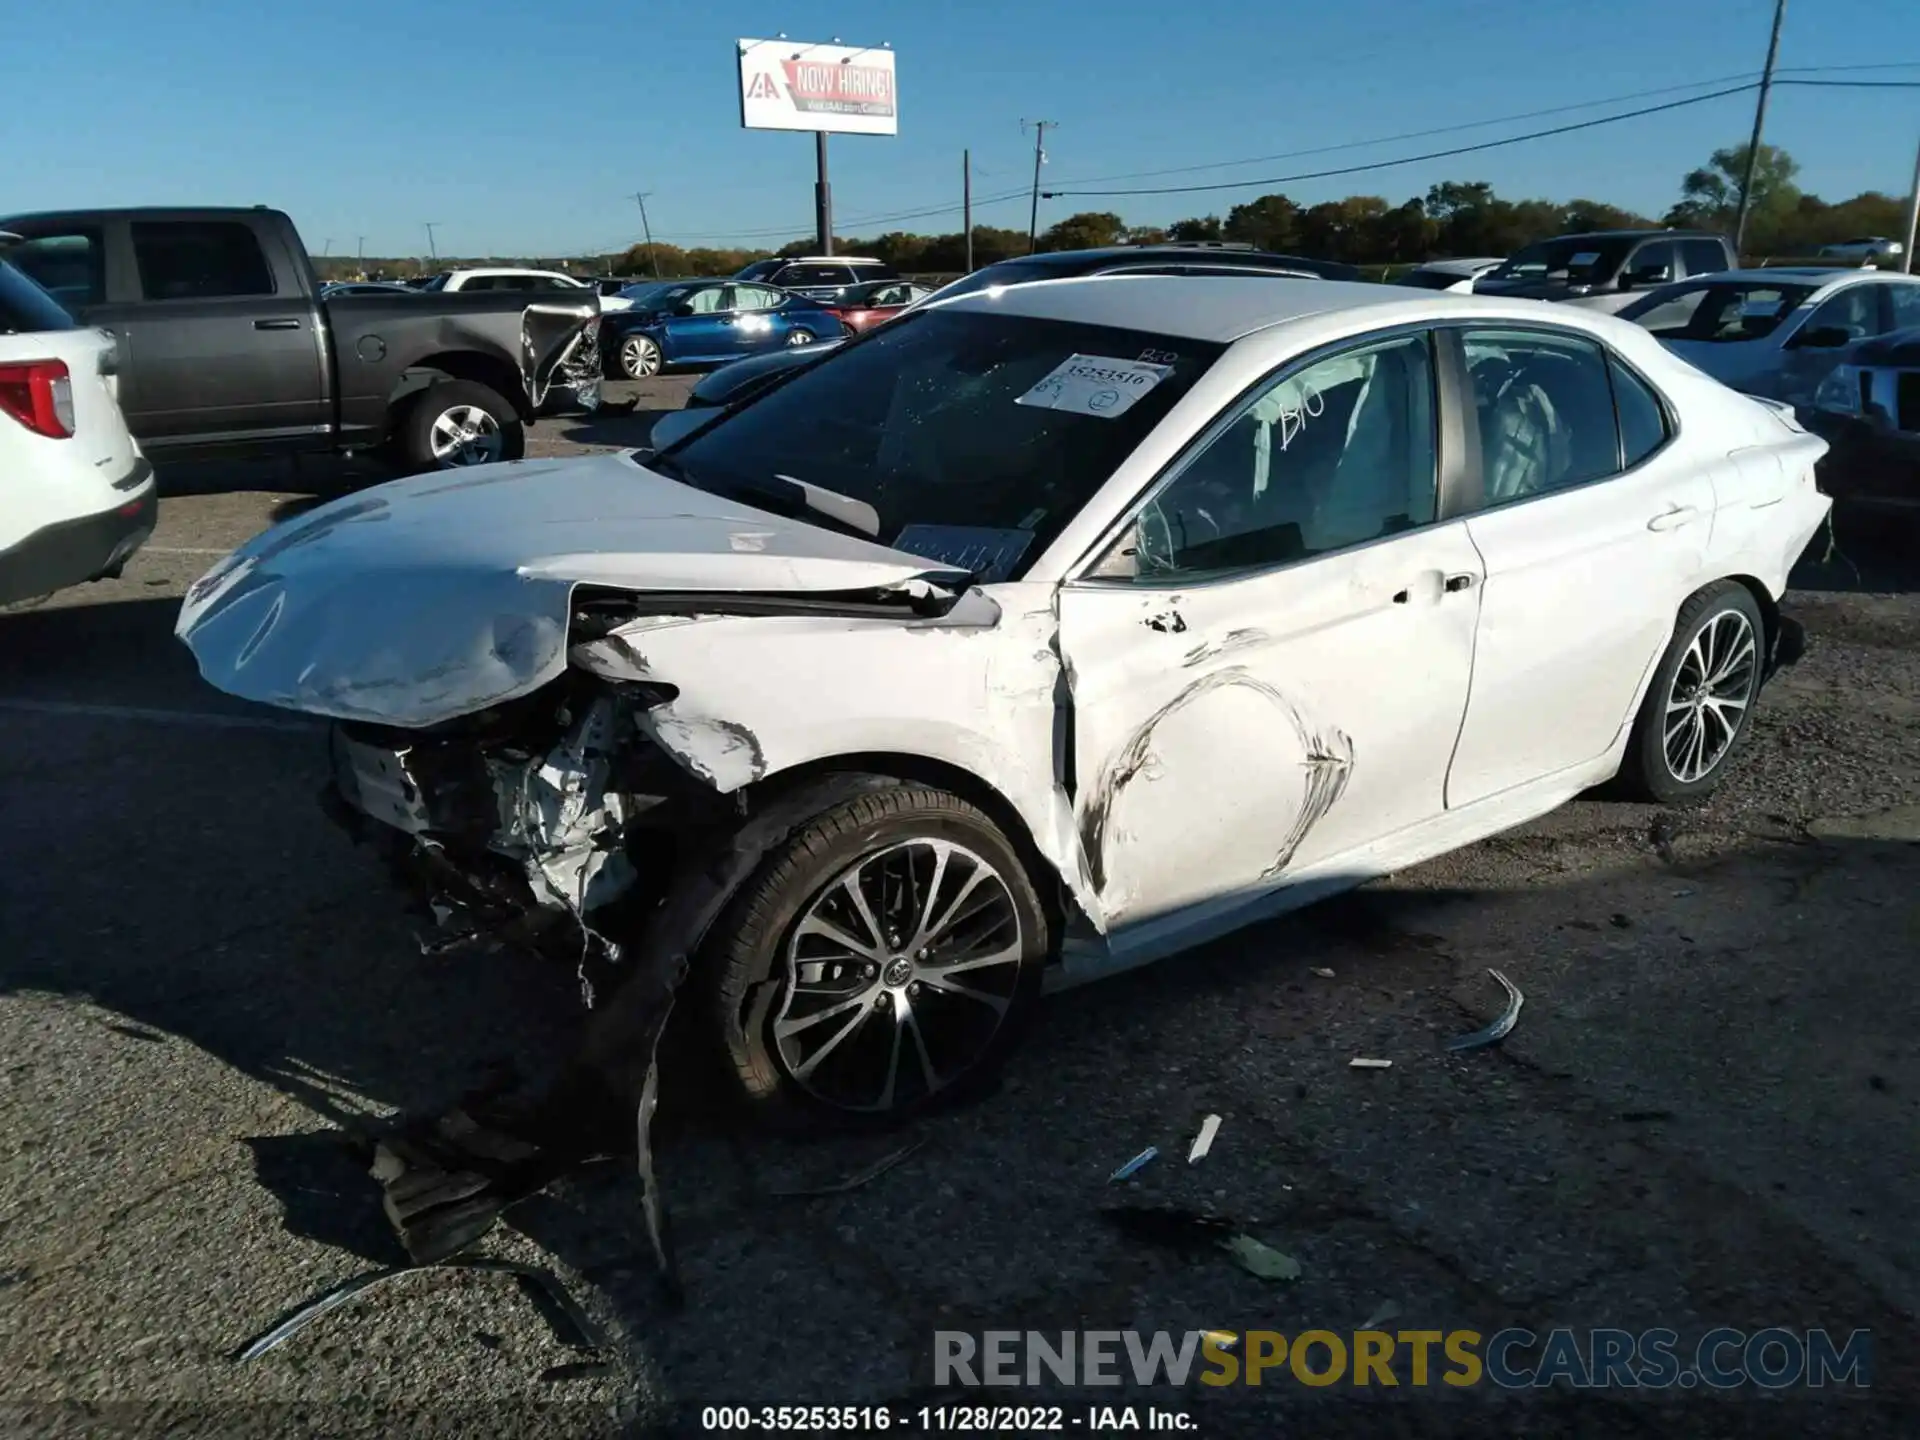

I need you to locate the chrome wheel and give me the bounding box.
[620,335,662,378]
[786,329,816,347]
[1663,609,1758,783]
[772,839,1024,1113]
[427,405,503,467]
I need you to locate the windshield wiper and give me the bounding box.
[771,474,881,538]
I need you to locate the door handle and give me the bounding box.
[254,318,301,331]
[1646,504,1700,532]
[1443,573,1477,592]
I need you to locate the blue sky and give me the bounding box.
[11,0,1919,258]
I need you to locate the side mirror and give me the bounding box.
[1794,325,1853,350]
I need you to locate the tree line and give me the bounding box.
[316,143,1911,282]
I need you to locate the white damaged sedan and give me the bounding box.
[178,276,1831,1127]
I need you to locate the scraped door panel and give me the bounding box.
[1058,523,1483,940]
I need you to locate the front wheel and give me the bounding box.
[785,329,817,348]
[397,380,525,472]
[707,784,1048,1132]
[1618,581,1767,803]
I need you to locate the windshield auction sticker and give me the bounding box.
[1016,354,1172,419]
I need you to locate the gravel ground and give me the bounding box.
[2,384,1917,1437]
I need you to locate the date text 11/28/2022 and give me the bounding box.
[700,1404,1195,1431]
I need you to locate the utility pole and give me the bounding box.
[633,192,660,277]
[1902,133,1920,275]
[321,238,332,256]
[815,133,834,256]
[1023,119,1056,254]
[963,149,974,272]
[1731,0,1787,259]
[424,222,440,261]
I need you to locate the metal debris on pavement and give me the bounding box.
[1187,1115,1223,1165]
[1310,967,1336,979]
[1109,1146,1159,1182]
[1349,1057,1393,1070]
[233,1257,605,1362]
[770,1138,927,1198]
[1445,969,1525,1053]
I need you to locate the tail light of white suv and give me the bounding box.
[0,357,76,438]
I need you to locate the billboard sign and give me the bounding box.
[737,38,898,136]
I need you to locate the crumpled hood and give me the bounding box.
[175,450,967,727]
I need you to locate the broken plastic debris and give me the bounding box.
[771,1138,926,1198]
[1310,966,1336,979]
[1222,1234,1302,1282]
[1099,1206,1301,1284]
[1360,1300,1402,1330]
[1349,1057,1393,1070]
[1444,969,1524,1053]
[1187,1115,1222,1165]
[1109,1146,1159,1183]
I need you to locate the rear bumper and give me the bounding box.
[0,461,156,605]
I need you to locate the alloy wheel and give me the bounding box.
[1663,608,1758,783]
[772,839,1024,1113]
[786,330,816,347]
[621,335,662,378]
[427,405,503,467]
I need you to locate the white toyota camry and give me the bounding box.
[176,276,1830,1127]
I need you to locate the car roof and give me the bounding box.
[1680,266,1916,284]
[1545,229,1723,242]
[940,274,1438,342]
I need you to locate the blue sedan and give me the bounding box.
[602,279,849,379]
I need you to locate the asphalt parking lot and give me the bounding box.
[3,379,1919,1437]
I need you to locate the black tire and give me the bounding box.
[705,784,1049,1133]
[396,380,525,473]
[1618,580,1767,804]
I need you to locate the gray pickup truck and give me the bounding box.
[0,206,599,471]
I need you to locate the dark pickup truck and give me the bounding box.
[0,206,599,471]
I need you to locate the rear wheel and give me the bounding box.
[397,380,524,472]
[785,329,817,348]
[1618,581,1766,803]
[707,784,1048,1132]
[618,334,663,379]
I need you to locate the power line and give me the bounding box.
[1771,78,1920,88]
[1041,83,1761,200]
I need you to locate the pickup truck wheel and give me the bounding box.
[400,381,525,471]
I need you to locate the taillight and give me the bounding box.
[0,359,75,438]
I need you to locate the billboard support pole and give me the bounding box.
[815,132,834,256]
[963,149,973,272]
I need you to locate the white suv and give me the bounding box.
[0,237,154,606]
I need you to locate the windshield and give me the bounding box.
[1487,238,1632,283]
[617,281,697,309]
[658,308,1224,581]
[417,272,451,292]
[735,259,782,282]
[1619,280,1818,342]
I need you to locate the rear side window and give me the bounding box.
[5,231,105,310]
[1463,329,1622,503]
[132,221,276,300]
[1679,239,1728,276]
[0,259,76,334]
[1610,357,1670,467]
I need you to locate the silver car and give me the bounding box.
[1617,267,1920,406]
